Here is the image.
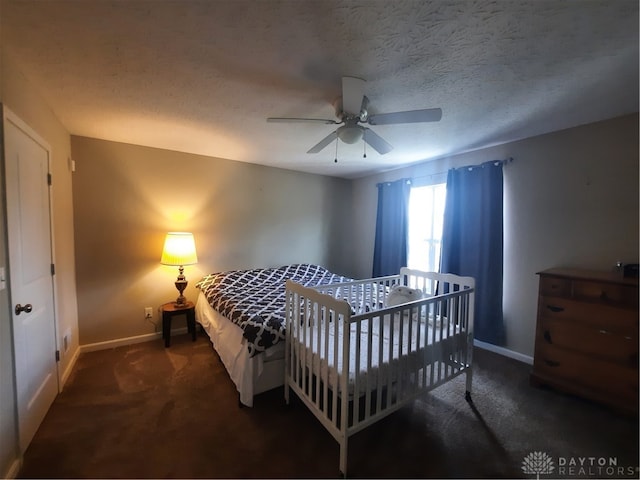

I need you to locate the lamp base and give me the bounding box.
[174,267,188,306]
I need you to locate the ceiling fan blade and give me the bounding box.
[363,128,393,155]
[267,117,338,125]
[307,130,338,154]
[367,108,442,125]
[342,76,365,116]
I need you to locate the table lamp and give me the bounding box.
[160,232,198,306]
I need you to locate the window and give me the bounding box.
[407,183,446,272]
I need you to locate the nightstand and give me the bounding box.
[161,301,196,347]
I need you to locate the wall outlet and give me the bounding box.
[144,307,153,319]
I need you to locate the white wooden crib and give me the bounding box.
[284,268,475,476]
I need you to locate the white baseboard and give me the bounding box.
[80,328,188,354]
[473,339,533,365]
[59,346,81,388]
[3,457,22,479]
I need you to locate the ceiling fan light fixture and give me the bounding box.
[337,125,364,144]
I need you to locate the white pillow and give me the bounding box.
[385,285,424,307]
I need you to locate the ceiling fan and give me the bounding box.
[267,76,442,155]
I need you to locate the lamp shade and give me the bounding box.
[160,232,198,266]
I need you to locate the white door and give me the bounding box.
[3,106,59,452]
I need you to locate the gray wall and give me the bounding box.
[70,136,353,345]
[350,114,639,357]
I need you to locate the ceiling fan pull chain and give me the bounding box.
[363,131,367,158]
[334,137,339,163]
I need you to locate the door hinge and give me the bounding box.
[55,350,60,362]
[47,173,52,186]
[51,263,55,275]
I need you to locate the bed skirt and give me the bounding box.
[195,291,285,406]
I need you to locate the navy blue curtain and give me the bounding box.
[372,179,411,277]
[440,160,505,345]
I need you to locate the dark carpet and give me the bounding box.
[18,331,639,479]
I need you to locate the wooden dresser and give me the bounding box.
[531,268,639,415]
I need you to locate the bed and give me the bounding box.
[284,268,475,476]
[195,264,353,406]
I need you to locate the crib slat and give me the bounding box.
[365,318,373,418]
[419,305,425,388]
[332,308,339,428]
[313,304,321,408]
[323,303,330,418]
[407,305,415,396]
[291,289,299,388]
[387,310,394,408]
[340,314,350,435]
[376,313,384,411]
[397,307,405,399]
[303,297,309,395]
[353,319,361,425]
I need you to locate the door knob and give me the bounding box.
[15,303,33,315]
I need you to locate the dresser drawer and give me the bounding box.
[538,296,637,334]
[534,343,638,399]
[537,317,638,365]
[572,279,639,308]
[540,276,571,297]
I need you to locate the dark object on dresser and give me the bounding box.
[530,268,639,415]
[624,263,639,278]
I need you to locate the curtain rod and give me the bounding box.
[456,157,514,171]
[376,177,412,187]
[411,157,513,182]
[377,157,514,187]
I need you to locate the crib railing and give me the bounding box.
[284,270,475,476]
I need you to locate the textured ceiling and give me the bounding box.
[2,0,638,179]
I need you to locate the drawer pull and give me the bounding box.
[546,305,564,313]
[598,329,609,335]
[544,359,560,367]
[543,330,552,344]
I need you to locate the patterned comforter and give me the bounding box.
[196,264,353,356]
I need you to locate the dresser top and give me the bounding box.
[537,267,639,286]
